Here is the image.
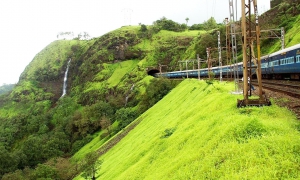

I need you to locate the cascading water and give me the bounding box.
[61,58,71,97]
[125,84,135,106]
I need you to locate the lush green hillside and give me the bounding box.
[260,2,300,54]
[0,18,200,179]
[75,79,300,179]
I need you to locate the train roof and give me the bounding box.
[158,43,300,75]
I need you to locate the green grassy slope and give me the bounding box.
[285,15,300,47]
[262,14,300,54]
[75,79,300,179]
[83,60,139,92]
[106,60,139,87]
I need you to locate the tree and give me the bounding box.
[57,32,74,40]
[21,135,45,167]
[203,17,218,31]
[83,32,90,40]
[0,145,18,177]
[181,23,188,30]
[185,17,189,26]
[138,78,176,113]
[153,17,184,32]
[194,33,215,60]
[1,167,33,180]
[140,24,148,32]
[47,157,78,180]
[115,107,137,131]
[80,151,103,180]
[100,117,112,137]
[32,164,58,180]
[189,23,205,30]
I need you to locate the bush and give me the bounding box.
[138,78,177,113]
[208,71,215,80]
[32,164,58,180]
[115,107,138,131]
[140,24,148,32]
[153,17,185,32]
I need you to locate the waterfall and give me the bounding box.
[125,96,129,106]
[130,84,135,91]
[125,84,135,106]
[61,58,71,97]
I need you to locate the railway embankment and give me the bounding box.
[74,79,300,179]
[251,80,300,119]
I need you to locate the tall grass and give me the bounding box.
[285,15,300,46]
[107,60,138,87]
[74,79,300,179]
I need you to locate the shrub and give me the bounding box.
[138,78,177,113]
[115,107,138,131]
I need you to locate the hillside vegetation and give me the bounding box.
[75,79,300,179]
[0,1,300,179]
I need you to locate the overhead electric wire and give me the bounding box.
[212,0,216,19]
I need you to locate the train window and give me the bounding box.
[261,62,267,68]
[271,60,279,66]
[297,55,300,63]
[287,57,294,64]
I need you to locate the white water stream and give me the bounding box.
[125,84,135,106]
[61,58,71,97]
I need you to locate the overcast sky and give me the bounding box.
[0,0,270,85]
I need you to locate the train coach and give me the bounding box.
[155,43,300,80]
[261,43,300,80]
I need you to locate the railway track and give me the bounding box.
[251,80,300,119]
[251,80,300,98]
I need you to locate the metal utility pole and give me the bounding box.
[206,48,212,79]
[178,59,198,79]
[238,0,270,107]
[197,54,206,80]
[206,47,217,79]
[159,64,168,75]
[260,27,285,50]
[281,27,285,49]
[218,31,222,81]
[185,61,188,78]
[225,18,232,79]
[229,0,240,92]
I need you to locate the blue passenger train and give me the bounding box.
[155,43,300,80]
